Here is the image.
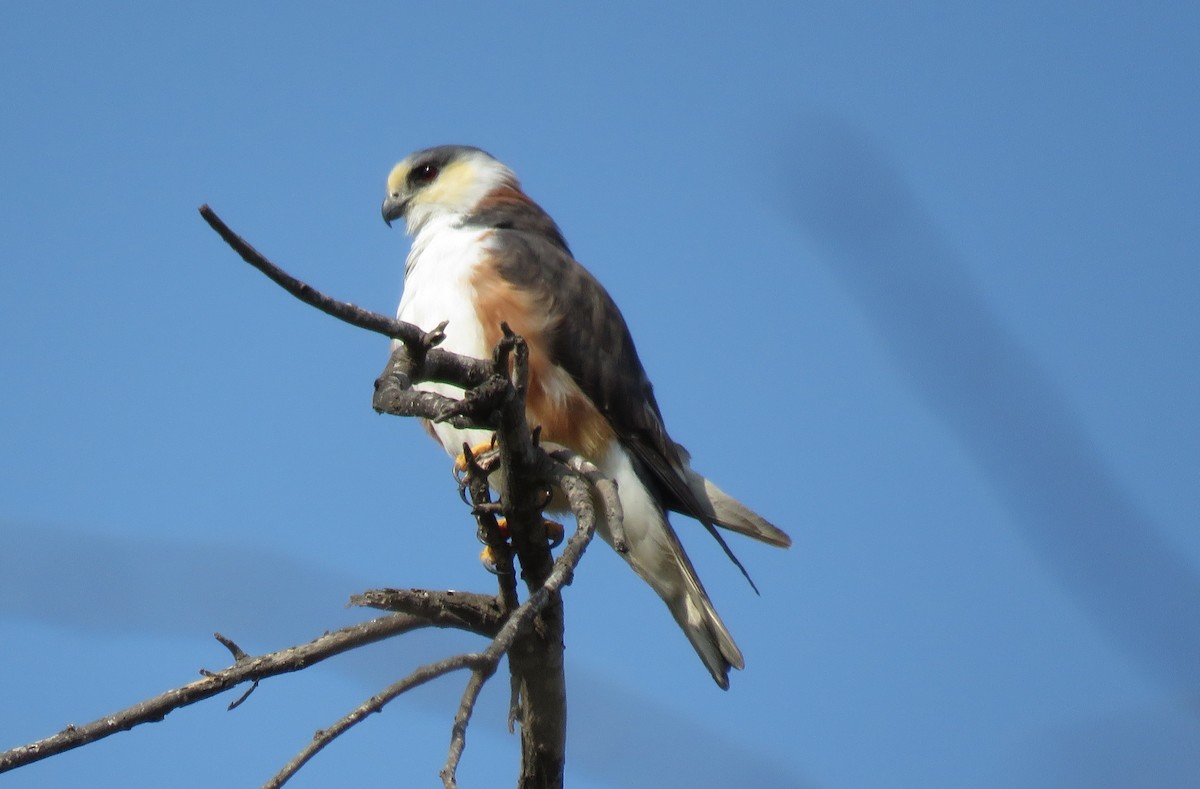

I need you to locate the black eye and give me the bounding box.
[410,163,439,185]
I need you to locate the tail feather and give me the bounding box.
[684,469,792,548]
[598,445,778,687]
[628,508,747,689]
[666,564,744,689]
[608,490,746,688]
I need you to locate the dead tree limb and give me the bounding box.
[198,204,493,389]
[3,206,620,788]
[207,202,600,787]
[1,613,451,772]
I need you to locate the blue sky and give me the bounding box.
[2,2,1198,787]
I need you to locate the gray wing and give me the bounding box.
[487,225,788,565]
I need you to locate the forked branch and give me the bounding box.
[1,613,452,772]
[1,206,625,789]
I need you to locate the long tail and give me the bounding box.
[661,533,745,689]
[621,511,745,689]
[596,449,775,688]
[683,469,792,547]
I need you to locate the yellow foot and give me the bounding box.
[478,516,564,568]
[480,545,501,574]
[454,439,498,473]
[488,516,563,546]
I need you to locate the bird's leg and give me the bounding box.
[479,516,565,572]
[455,437,562,572]
[479,516,563,543]
[478,515,511,574]
[454,438,500,475]
[457,441,517,594]
[455,438,500,506]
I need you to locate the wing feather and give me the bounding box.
[465,194,785,566]
[482,224,782,567]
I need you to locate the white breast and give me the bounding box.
[394,216,495,456]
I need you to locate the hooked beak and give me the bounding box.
[381,192,408,227]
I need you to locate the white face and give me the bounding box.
[386,148,516,235]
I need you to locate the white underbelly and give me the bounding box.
[394,222,495,457]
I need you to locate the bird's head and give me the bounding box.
[381,145,517,235]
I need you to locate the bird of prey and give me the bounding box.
[381,145,790,688]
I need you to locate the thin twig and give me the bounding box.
[547,445,627,553]
[1,613,436,773]
[261,652,487,786]
[199,205,420,345]
[197,207,616,788]
[440,486,598,787]
[199,205,492,388]
[461,443,520,613]
[440,670,490,789]
[261,652,489,789]
[268,498,599,789]
[350,589,505,637]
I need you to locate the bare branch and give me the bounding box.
[0,613,441,773]
[268,489,600,789]
[200,202,581,785]
[263,651,489,789]
[3,205,645,786]
[459,442,520,613]
[199,205,493,389]
[213,631,251,662]
[441,669,490,789]
[39,205,626,789]
[199,205,419,345]
[547,445,626,553]
[351,588,505,638]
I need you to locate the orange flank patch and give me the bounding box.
[471,252,615,460]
